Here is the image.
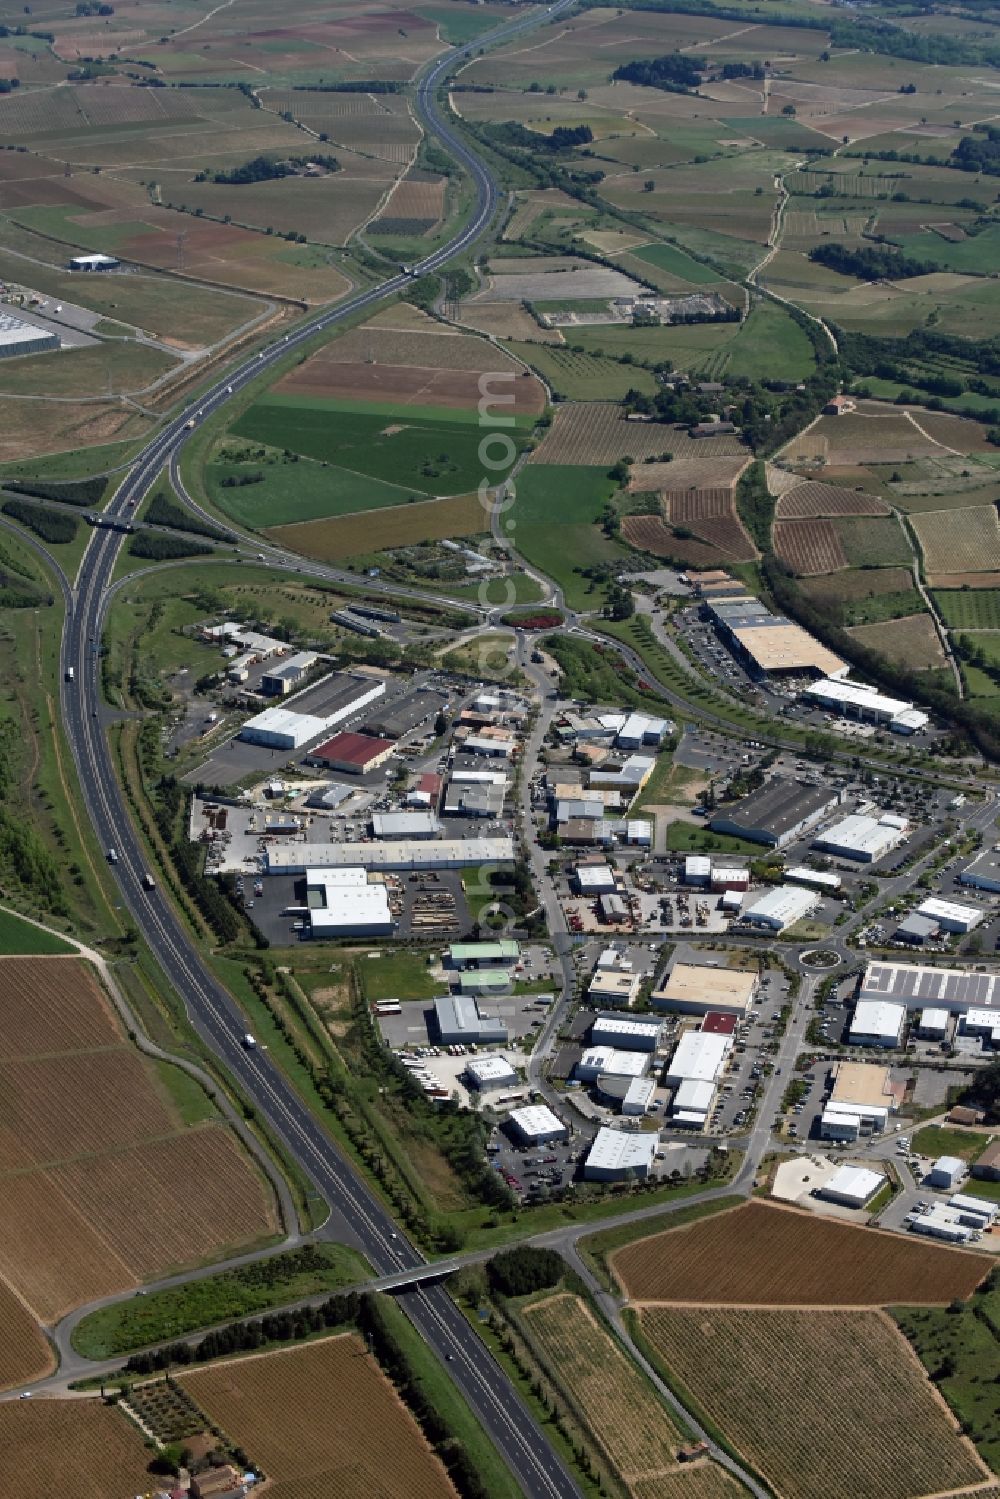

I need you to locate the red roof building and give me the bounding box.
[305,731,394,774]
[701,1011,738,1036]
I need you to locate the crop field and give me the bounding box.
[772,519,847,575]
[502,342,659,401]
[934,591,1000,630]
[833,515,911,568]
[621,516,724,568]
[511,463,626,610]
[266,491,485,563]
[775,482,889,519]
[0,956,277,1320]
[782,409,942,466]
[630,1468,747,1499]
[612,1201,988,1305]
[800,568,921,626]
[532,403,679,467]
[523,1292,689,1486]
[0,1278,54,1392]
[911,505,1000,578]
[639,1306,988,1499]
[847,613,946,670]
[182,1333,457,1499]
[0,1398,156,1497]
[663,489,757,561]
[632,459,748,493]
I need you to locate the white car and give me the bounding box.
[242,1033,257,1049]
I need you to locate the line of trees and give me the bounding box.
[2,497,78,545]
[128,532,213,561]
[145,491,229,540]
[6,475,106,507]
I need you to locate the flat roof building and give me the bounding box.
[622,1077,656,1115]
[896,912,940,946]
[709,778,839,848]
[850,999,906,1048]
[371,811,440,840]
[652,962,757,1016]
[576,1046,648,1083]
[786,866,842,892]
[730,621,846,679]
[508,1105,568,1144]
[929,1156,966,1190]
[240,707,328,751]
[265,838,514,874]
[306,731,395,774]
[918,1007,950,1038]
[617,713,670,749]
[305,869,393,938]
[801,676,924,728]
[434,994,507,1046]
[0,310,60,358]
[465,1055,518,1091]
[819,1164,886,1208]
[960,847,1000,894]
[664,1030,731,1088]
[744,884,819,933]
[812,812,907,864]
[916,897,984,934]
[860,961,1000,1016]
[575,863,617,895]
[588,969,641,1008]
[583,1126,657,1181]
[684,855,712,886]
[590,1014,662,1052]
[447,940,519,969]
[261,651,317,697]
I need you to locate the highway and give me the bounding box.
[57,5,584,1496]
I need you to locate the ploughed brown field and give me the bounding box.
[182,1333,458,1499]
[0,1398,155,1496]
[772,517,847,574]
[775,481,890,519]
[0,957,278,1324]
[846,612,946,670]
[275,358,545,415]
[266,491,485,561]
[613,1201,989,1305]
[620,515,723,566]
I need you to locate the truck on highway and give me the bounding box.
[107,847,118,864]
[142,872,156,890]
[65,666,74,683]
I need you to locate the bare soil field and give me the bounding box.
[639,1306,988,1499]
[801,566,916,604]
[458,300,565,344]
[772,518,848,575]
[775,481,890,519]
[0,396,151,464]
[621,516,721,566]
[532,403,678,466]
[0,1279,55,1393]
[0,1398,156,1495]
[630,1467,748,1499]
[0,957,278,1320]
[275,358,544,415]
[929,572,1000,590]
[847,612,946,669]
[911,505,1000,577]
[267,491,485,562]
[290,320,525,373]
[523,1293,685,1485]
[182,1333,457,1499]
[612,1201,988,1305]
[473,266,645,302]
[783,410,941,465]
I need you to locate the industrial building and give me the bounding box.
[820,1061,896,1140]
[305,869,393,938]
[261,652,317,697]
[364,688,448,740]
[915,897,984,934]
[371,811,440,840]
[800,676,929,734]
[917,1007,950,1039]
[860,961,1000,1017]
[508,1105,568,1145]
[622,1077,656,1115]
[583,1126,657,1181]
[684,855,712,887]
[785,866,842,893]
[457,969,514,997]
[265,838,514,874]
[434,994,507,1046]
[895,912,940,947]
[616,713,670,749]
[652,962,757,1017]
[960,847,1000,895]
[664,1030,731,1090]
[818,1164,886,1209]
[447,940,519,970]
[0,310,60,358]
[306,731,395,775]
[575,863,618,896]
[464,1055,518,1092]
[443,781,506,819]
[576,1046,648,1083]
[588,755,655,796]
[590,1014,662,1052]
[706,595,846,679]
[240,674,385,750]
[743,884,819,933]
[588,968,641,1008]
[709,778,839,848]
[812,811,908,864]
[69,252,119,270]
[929,1156,966,1191]
[849,999,906,1048]
[959,1008,1000,1045]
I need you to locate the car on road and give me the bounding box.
[242,1033,257,1049]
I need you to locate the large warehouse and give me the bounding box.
[240,673,386,751]
[265,837,514,873]
[960,847,1000,894]
[850,999,906,1048]
[590,1014,662,1052]
[743,884,819,933]
[0,310,60,359]
[812,811,908,864]
[305,868,393,938]
[860,960,1000,1017]
[583,1126,657,1181]
[801,676,929,733]
[915,897,983,934]
[306,731,394,775]
[576,1046,648,1083]
[508,1105,568,1145]
[651,961,758,1016]
[818,1164,886,1209]
[434,994,507,1046]
[663,1030,731,1088]
[709,778,840,848]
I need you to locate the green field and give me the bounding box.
[502,344,658,400]
[727,302,816,383]
[897,225,1000,275]
[911,1124,991,1163]
[231,395,530,504]
[70,1242,371,1358]
[206,455,419,528]
[512,463,626,610]
[0,908,74,955]
[628,239,724,286]
[834,515,911,567]
[665,821,763,855]
[355,949,440,1003]
[934,592,1000,630]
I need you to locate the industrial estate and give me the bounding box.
[7,0,1000,1494]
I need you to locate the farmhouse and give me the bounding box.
[583,1126,657,1181]
[709,778,840,848]
[824,394,857,416]
[652,961,758,1017]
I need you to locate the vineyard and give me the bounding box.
[182,1333,458,1499]
[630,1467,747,1498]
[775,481,889,519]
[833,515,910,568]
[621,515,723,566]
[612,1201,988,1305]
[0,1278,54,1391]
[0,1398,155,1497]
[664,487,757,560]
[267,492,485,562]
[0,956,277,1320]
[532,402,681,466]
[847,613,946,670]
[772,518,847,574]
[911,504,1000,577]
[639,1306,988,1499]
[523,1293,685,1485]
[633,458,748,492]
[934,589,1000,630]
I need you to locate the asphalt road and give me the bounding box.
[56,6,585,1495]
